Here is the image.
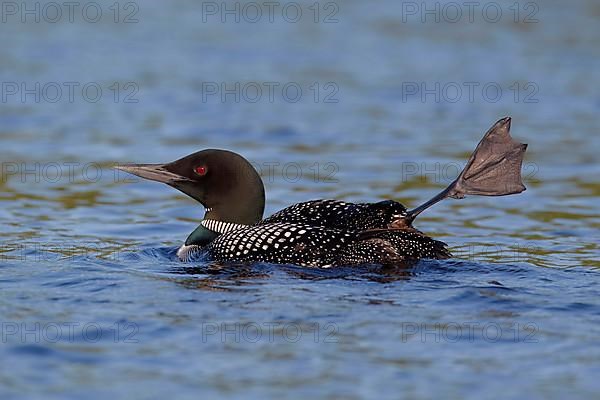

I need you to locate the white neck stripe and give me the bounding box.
[201,219,248,234]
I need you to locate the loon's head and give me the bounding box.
[115,149,265,225]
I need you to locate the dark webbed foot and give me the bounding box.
[449,117,527,199]
[402,117,528,224]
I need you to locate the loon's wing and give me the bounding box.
[350,228,451,263]
[261,199,407,231]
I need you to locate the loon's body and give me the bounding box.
[176,199,450,267]
[116,118,527,268]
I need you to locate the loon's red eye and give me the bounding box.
[195,166,207,176]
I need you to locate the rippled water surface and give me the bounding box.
[1,1,599,399]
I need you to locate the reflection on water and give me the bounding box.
[1,0,600,398]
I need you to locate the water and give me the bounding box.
[1,0,599,398]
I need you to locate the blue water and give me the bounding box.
[1,0,599,398]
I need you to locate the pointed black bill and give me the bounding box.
[114,163,193,184]
[405,117,528,222]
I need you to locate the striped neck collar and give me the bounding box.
[201,219,249,234]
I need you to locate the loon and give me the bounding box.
[116,117,527,268]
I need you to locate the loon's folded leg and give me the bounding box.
[401,117,528,224]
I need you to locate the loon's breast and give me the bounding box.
[176,243,206,262]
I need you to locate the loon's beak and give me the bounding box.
[114,163,192,184]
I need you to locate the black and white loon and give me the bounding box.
[116,117,527,268]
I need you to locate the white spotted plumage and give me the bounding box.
[206,222,353,268]
[178,199,450,267]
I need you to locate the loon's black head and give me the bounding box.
[115,149,265,225]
